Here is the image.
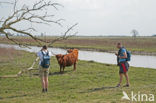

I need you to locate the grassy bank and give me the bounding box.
[0,36,156,55]
[0,48,156,103]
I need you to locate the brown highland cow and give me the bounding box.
[56,49,78,73]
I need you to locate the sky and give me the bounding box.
[0,0,156,36]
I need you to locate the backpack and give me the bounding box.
[126,51,131,61]
[41,51,50,68]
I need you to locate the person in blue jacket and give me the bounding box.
[115,43,130,87]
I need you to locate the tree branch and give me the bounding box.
[0,0,77,48]
[48,23,78,46]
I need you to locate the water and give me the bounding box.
[0,44,156,69]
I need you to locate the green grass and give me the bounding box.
[0,50,156,103]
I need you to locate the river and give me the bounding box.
[0,44,156,69]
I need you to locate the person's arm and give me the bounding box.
[48,51,52,57]
[115,52,118,56]
[37,51,42,58]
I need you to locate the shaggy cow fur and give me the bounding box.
[56,49,78,73]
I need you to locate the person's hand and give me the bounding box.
[115,52,118,56]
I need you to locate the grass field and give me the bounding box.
[0,36,156,55]
[0,47,156,103]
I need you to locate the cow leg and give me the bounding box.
[60,65,62,73]
[63,66,65,73]
[74,62,77,71]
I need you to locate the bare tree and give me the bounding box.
[0,0,78,47]
[131,29,139,38]
[0,0,78,78]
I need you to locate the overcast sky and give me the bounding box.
[1,0,156,36]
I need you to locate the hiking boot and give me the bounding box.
[123,84,130,87]
[45,88,48,92]
[116,84,121,87]
[42,89,45,93]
